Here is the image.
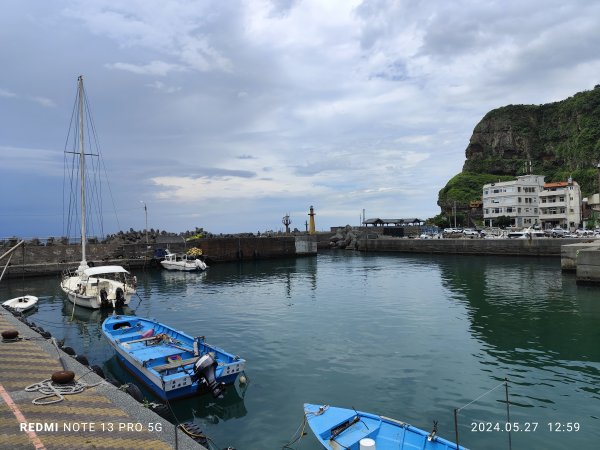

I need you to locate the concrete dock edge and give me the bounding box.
[0,308,205,450]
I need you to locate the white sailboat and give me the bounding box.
[60,76,136,309]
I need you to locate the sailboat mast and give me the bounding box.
[78,75,87,267]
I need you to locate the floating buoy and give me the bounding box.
[239,374,247,385]
[51,370,75,384]
[1,330,19,340]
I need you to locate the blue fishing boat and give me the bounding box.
[304,404,468,450]
[102,315,245,401]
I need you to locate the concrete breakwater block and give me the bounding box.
[576,248,600,284]
[561,242,600,272]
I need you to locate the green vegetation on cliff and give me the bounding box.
[439,85,600,212]
[437,172,513,210]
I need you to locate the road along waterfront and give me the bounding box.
[1,251,599,449]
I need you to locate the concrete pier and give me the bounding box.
[560,242,600,271]
[0,308,204,449]
[574,249,600,284]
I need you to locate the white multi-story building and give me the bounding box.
[539,179,582,230]
[482,175,545,227]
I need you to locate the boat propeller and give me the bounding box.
[193,353,225,398]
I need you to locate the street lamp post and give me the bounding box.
[140,201,148,245]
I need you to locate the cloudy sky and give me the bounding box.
[2,0,600,238]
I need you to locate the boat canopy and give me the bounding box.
[84,266,130,276]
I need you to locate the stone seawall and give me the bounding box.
[1,235,317,278]
[358,237,595,257]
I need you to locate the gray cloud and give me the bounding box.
[1,0,600,237]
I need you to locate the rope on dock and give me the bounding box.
[25,375,102,405]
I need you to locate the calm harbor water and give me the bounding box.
[2,251,599,450]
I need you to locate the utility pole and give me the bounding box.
[454,201,457,228]
[140,201,148,244]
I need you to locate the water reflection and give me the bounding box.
[437,254,600,445]
[62,301,136,325]
[438,256,600,363]
[173,381,248,424]
[3,254,599,449]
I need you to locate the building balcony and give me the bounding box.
[539,200,566,207]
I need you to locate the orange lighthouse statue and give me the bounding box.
[308,205,316,235]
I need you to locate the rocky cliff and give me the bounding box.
[438,85,600,214]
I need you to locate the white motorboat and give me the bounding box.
[160,250,208,271]
[2,295,38,312]
[60,76,136,309]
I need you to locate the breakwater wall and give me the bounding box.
[358,237,595,257]
[1,235,317,278]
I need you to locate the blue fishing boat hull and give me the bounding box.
[304,404,468,450]
[102,315,245,401]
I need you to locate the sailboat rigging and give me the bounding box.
[60,76,136,309]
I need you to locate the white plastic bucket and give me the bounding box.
[359,438,376,450]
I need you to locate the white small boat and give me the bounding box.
[160,250,207,272]
[2,295,39,312]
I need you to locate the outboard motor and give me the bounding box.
[193,353,225,398]
[100,288,108,306]
[115,288,125,306]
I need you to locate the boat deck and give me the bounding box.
[0,309,203,450]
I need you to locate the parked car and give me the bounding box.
[550,227,566,237]
[443,228,462,234]
[462,228,480,237]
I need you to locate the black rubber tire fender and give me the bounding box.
[125,383,144,402]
